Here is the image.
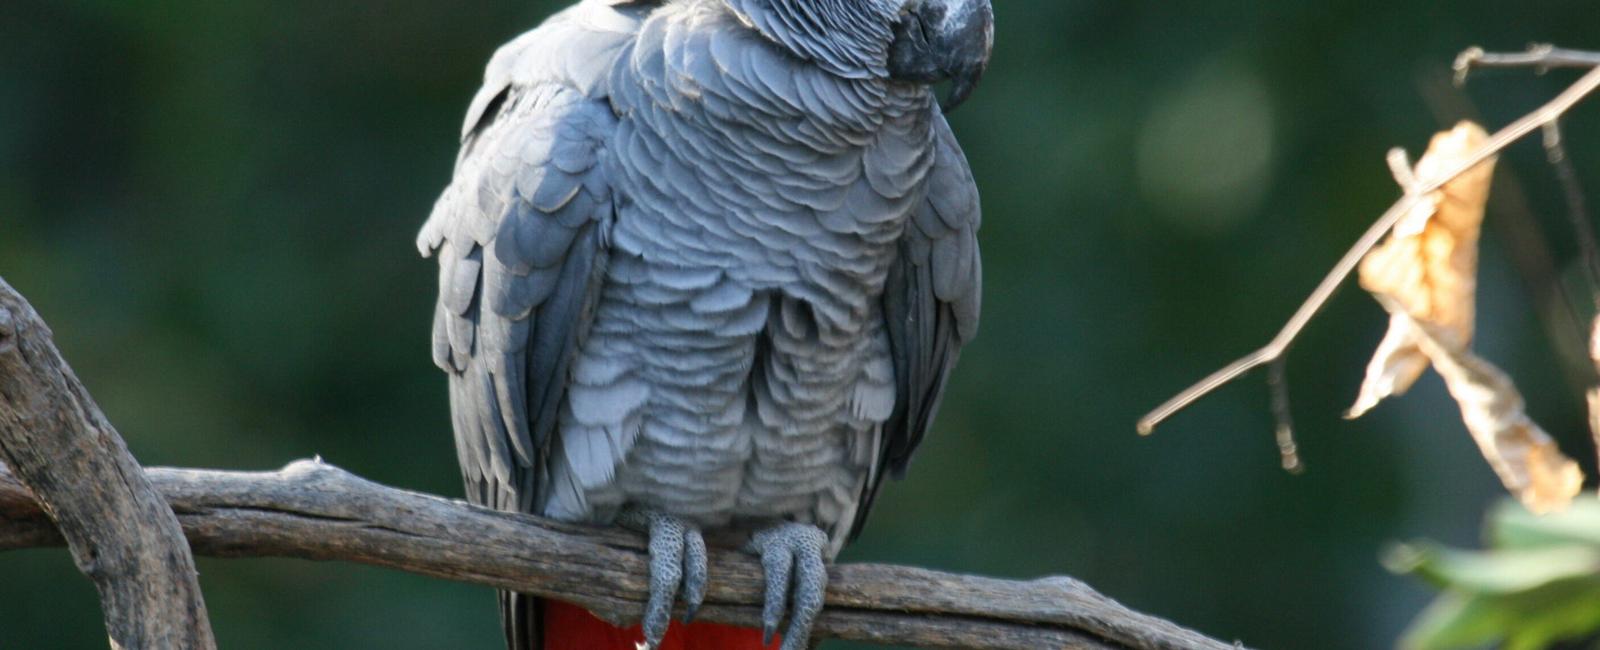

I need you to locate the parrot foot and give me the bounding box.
[744,521,829,650]
[619,509,709,649]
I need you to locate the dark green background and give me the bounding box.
[4,1,1599,648]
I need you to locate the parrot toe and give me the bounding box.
[681,523,708,623]
[744,522,829,650]
[621,509,708,649]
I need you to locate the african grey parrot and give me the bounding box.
[417,1,991,648]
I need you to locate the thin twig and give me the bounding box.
[1267,359,1302,473]
[1454,45,1600,84]
[1138,46,1600,437]
[1542,118,1600,483]
[1387,148,1417,188]
[1541,120,1600,309]
[1418,66,1597,396]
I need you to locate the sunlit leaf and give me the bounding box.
[1347,121,1584,513]
[1349,121,1493,417]
[1588,317,1600,493]
[1408,321,1585,514]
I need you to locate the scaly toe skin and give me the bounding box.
[785,545,826,650]
[756,539,795,643]
[681,527,708,623]
[642,514,684,648]
[620,510,706,649]
[745,522,830,650]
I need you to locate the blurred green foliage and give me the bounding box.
[1388,498,1600,650]
[3,1,1600,648]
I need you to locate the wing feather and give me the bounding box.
[420,5,646,646]
[851,111,982,539]
[422,82,616,514]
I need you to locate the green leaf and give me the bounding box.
[1493,498,1600,550]
[1394,497,1600,650]
[1399,591,1508,650]
[1388,542,1600,593]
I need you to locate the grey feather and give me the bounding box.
[850,111,981,541]
[423,1,983,645]
[418,3,638,646]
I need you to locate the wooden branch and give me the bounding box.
[0,278,216,648]
[0,460,1240,650]
[0,277,1238,649]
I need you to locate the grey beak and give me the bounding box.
[942,64,983,111]
[887,0,995,111]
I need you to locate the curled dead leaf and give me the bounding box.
[1587,387,1600,496]
[1349,121,1585,513]
[1402,312,1584,514]
[1349,122,1495,418]
[1347,313,1432,420]
[1590,316,1600,496]
[1590,314,1600,367]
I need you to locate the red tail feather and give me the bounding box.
[542,600,781,650]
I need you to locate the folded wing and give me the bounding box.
[852,111,982,539]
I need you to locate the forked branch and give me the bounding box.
[0,278,215,649]
[0,461,1238,650]
[1138,45,1600,439]
[0,274,1238,649]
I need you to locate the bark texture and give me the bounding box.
[0,460,1238,650]
[0,275,1239,650]
[0,277,215,649]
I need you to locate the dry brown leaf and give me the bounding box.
[1348,120,1584,513]
[1406,316,1584,514]
[1348,122,1495,418]
[1589,316,1600,494]
[1587,387,1600,492]
[1347,313,1432,419]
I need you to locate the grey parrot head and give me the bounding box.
[886,0,995,110]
